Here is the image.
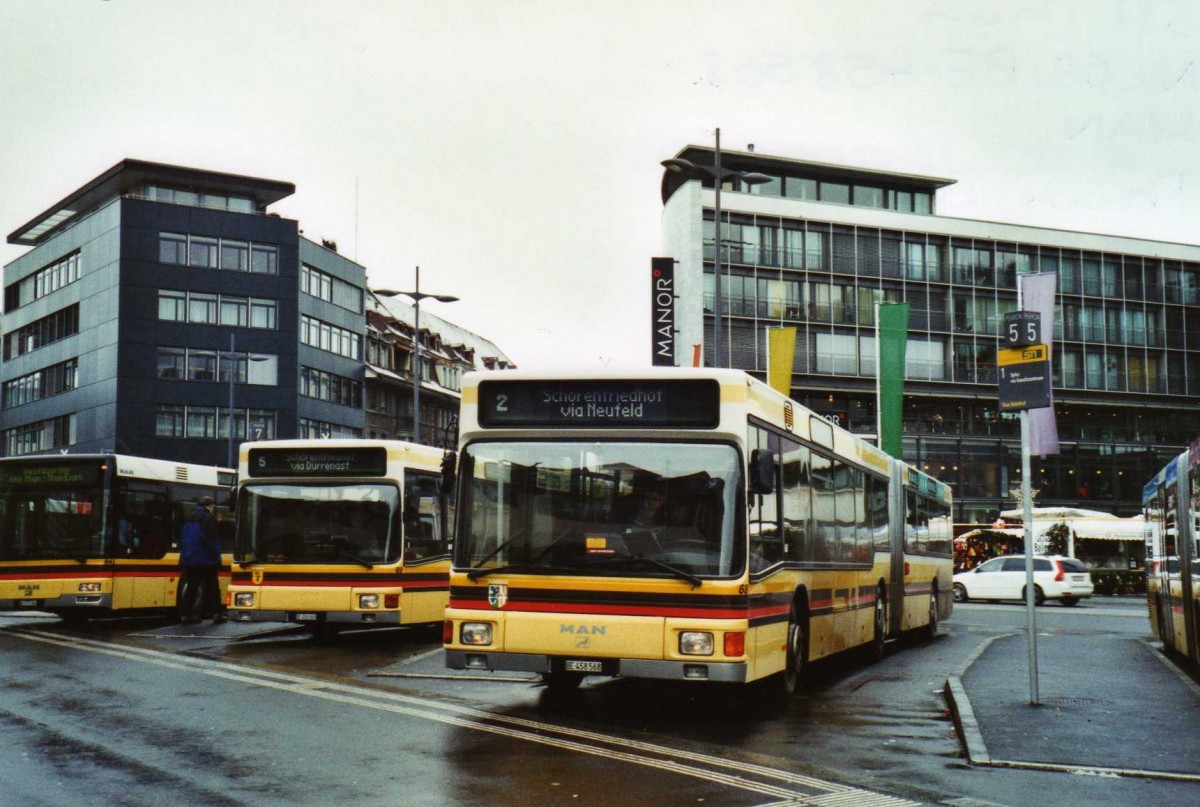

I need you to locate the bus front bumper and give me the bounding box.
[445,649,747,683]
[0,593,112,611]
[229,608,403,626]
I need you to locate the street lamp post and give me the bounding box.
[374,267,459,445]
[222,333,268,468]
[661,128,773,367]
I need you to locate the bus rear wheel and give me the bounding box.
[869,590,887,662]
[923,588,939,641]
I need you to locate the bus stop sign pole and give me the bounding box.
[1000,308,1047,707]
[1020,410,1040,706]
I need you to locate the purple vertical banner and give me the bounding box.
[651,257,676,366]
[1020,272,1060,456]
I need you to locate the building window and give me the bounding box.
[157,232,278,274]
[187,350,217,381]
[186,406,218,438]
[301,315,361,359]
[157,291,276,330]
[251,244,278,274]
[4,251,82,313]
[3,413,75,456]
[220,240,249,272]
[220,296,249,327]
[2,304,80,360]
[157,348,186,379]
[160,233,188,265]
[302,263,363,313]
[250,299,276,329]
[819,182,850,205]
[189,236,219,269]
[157,347,277,385]
[2,358,78,409]
[300,417,362,440]
[300,366,362,406]
[158,290,187,321]
[155,405,185,437]
[188,293,218,324]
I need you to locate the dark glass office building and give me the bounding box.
[660,145,1200,521]
[2,159,367,466]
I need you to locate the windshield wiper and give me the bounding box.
[591,556,703,588]
[336,549,375,569]
[466,563,581,582]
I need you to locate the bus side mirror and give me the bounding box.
[441,451,457,495]
[750,449,775,495]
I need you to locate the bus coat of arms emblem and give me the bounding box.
[488,582,508,609]
[251,569,264,585]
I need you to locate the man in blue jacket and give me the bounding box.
[178,496,226,624]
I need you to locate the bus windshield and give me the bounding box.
[457,441,743,580]
[236,483,400,566]
[0,460,106,561]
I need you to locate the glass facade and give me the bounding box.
[677,177,1200,522]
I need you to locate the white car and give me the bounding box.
[952,554,1094,606]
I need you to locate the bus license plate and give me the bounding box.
[295,613,318,621]
[18,599,38,607]
[564,660,602,673]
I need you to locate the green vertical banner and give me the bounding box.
[876,302,909,459]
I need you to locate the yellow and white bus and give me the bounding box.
[443,368,952,691]
[0,453,235,622]
[228,439,454,634]
[1144,438,1200,667]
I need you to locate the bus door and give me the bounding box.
[886,466,906,636]
[110,482,175,610]
[400,469,451,624]
[1181,459,1199,665]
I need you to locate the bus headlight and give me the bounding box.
[460,622,493,646]
[679,631,714,656]
[359,594,380,609]
[234,592,255,608]
[78,583,102,593]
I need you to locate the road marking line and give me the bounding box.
[4,626,918,805]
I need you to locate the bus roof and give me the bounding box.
[0,453,234,485]
[237,439,446,475]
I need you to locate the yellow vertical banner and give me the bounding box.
[767,326,796,396]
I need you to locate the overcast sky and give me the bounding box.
[3,1,1198,369]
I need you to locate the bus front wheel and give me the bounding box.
[779,603,809,696]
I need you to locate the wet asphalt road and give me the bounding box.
[1,599,1194,806]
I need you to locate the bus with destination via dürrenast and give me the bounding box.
[0,453,235,622]
[1143,438,1200,668]
[227,439,454,635]
[443,368,952,692]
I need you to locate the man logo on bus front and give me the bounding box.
[488,583,508,609]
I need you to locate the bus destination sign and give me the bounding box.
[248,447,388,478]
[0,461,101,487]
[477,379,721,429]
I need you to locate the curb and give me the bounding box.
[943,634,1200,783]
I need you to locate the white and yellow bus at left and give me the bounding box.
[0,453,235,622]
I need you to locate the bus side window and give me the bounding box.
[782,438,810,563]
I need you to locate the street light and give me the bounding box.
[222,332,269,468]
[661,128,773,367]
[374,266,459,445]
